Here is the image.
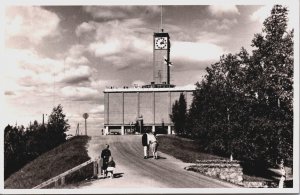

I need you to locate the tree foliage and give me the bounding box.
[4,104,70,179]
[170,93,187,136]
[184,5,293,167]
[47,104,70,148]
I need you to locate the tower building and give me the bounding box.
[153,30,171,85]
[103,11,195,135]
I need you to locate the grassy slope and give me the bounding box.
[157,135,276,182]
[157,135,224,162]
[5,136,91,189]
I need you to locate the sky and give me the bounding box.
[1,2,298,136]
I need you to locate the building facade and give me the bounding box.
[103,29,195,135]
[104,87,194,135]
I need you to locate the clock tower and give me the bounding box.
[153,30,171,85]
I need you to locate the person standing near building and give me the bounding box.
[101,144,111,177]
[142,130,149,159]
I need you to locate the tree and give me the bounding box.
[47,104,70,148]
[251,5,293,111]
[187,49,250,156]
[247,5,293,166]
[4,104,71,179]
[170,93,187,136]
[187,5,293,167]
[4,125,26,179]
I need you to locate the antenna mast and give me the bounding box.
[161,5,163,32]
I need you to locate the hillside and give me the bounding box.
[5,136,92,189]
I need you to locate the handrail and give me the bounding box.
[33,159,94,189]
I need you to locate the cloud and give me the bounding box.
[207,5,240,17]
[68,44,87,56]
[60,86,99,101]
[78,18,152,68]
[58,65,92,85]
[250,5,272,23]
[250,4,296,30]
[65,56,90,66]
[202,18,238,31]
[89,105,104,114]
[4,91,16,96]
[83,6,160,20]
[196,31,230,44]
[65,44,90,66]
[3,48,64,89]
[217,19,238,30]
[18,73,54,87]
[172,41,225,62]
[5,6,60,44]
[89,39,122,56]
[90,79,120,89]
[75,21,97,36]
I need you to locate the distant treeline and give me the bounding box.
[4,104,70,179]
[171,5,293,168]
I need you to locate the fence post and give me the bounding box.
[93,160,97,177]
[278,159,286,188]
[54,179,59,187]
[97,158,101,176]
[61,176,65,185]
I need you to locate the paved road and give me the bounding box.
[78,135,239,188]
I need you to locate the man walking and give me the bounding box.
[142,130,149,159]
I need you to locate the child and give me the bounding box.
[106,156,116,179]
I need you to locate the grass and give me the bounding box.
[4,136,92,189]
[157,135,281,182]
[157,135,224,162]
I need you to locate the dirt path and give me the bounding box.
[77,135,238,188]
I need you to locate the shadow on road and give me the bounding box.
[147,156,167,160]
[113,173,124,178]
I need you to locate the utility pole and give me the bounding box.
[42,114,47,126]
[76,123,80,136]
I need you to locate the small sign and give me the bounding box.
[83,113,89,119]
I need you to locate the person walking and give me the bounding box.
[148,131,159,159]
[142,130,149,159]
[101,144,111,177]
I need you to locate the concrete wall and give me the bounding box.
[139,92,154,125]
[153,50,168,84]
[186,160,244,186]
[154,92,169,124]
[124,92,138,124]
[107,93,123,125]
[104,89,193,129]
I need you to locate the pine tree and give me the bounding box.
[170,93,187,136]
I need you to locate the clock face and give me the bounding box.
[155,37,168,49]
